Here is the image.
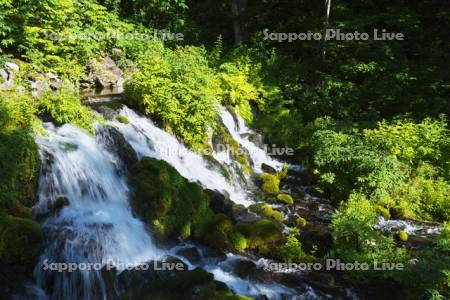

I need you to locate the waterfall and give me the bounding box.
[219,107,283,173]
[34,123,163,300]
[112,106,252,206]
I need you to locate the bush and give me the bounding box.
[217,59,260,123]
[330,193,409,279]
[125,44,220,150]
[276,234,305,263]
[39,88,101,134]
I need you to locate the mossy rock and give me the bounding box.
[203,214,248,252]
[249,203,284,222]
[0,214,42,269]
[260,173,280,194]
[129,157,214,241]
[390,205,409,219]
[397,230,409,242]
[297,217,307,227]
[236,219,284,253]
[277,194,294,205]
[115,115,129,124]
[376,205,391,219]
[0,130,39,208]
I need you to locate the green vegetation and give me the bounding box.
[276,194,293,205]
[0,214,42,269]
[249,203,283,222]
[0,0,449,298]
[260,173,280,194]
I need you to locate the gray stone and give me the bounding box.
[5,61,19,72]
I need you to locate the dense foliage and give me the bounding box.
[0,0,448,298]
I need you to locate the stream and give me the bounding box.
[25,104,441,300]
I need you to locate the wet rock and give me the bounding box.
[176,247,202,264]
[33,196,70,220]
[233,259,257,278]
[200,247,227,264]
[96,125,138,168]
[299,222,333,257]
[116,263,221,300]
[0,263,34,300]
[261,163,277,174]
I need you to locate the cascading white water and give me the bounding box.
[219,107,283,173]
[34,123,163,300]
[113,107,252,206]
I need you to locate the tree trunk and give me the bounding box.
[322,0,332,59]
[231,0,248,44]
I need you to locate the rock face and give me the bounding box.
[83,57,124,90]
[96,125,138,169]
[113,259,235,300]
[0,62,19,90]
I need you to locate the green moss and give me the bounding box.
[277,193,294,205]
[297,217,307,227]
[376,205,391,219]
[203,214,248,252]
[236,219,284,253]
[260,173,280,194]
[0,128,39,208]
[398,230,409,242]
[249,203,284,222]
[129,157,214,241]
[0,215,42,268]
[277,163,289,179]
[115,115,129,124]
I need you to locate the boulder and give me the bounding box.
[96,125,138,168]
[85,57,124,89]
[5,62,19,72]
[175,247,202,264]
[261,163,277,174]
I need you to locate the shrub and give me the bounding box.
[125,44,220,150]
[38,88,101,134]
[217,59,259,123]
[276,235,305,263]
[331,193,409,279]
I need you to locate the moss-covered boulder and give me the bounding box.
[0,214,42,269]
[249,203,284,222]
[277,194,294,205]
[129,157,214,241]
[235,219,284,253]
[203,214,248,251]
[260,173,280,194]
[0,129,39,208]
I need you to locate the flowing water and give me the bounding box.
[219,107,283,173]
[34,123,163,300]
[31,107,324,299]
[112,106,253,206]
